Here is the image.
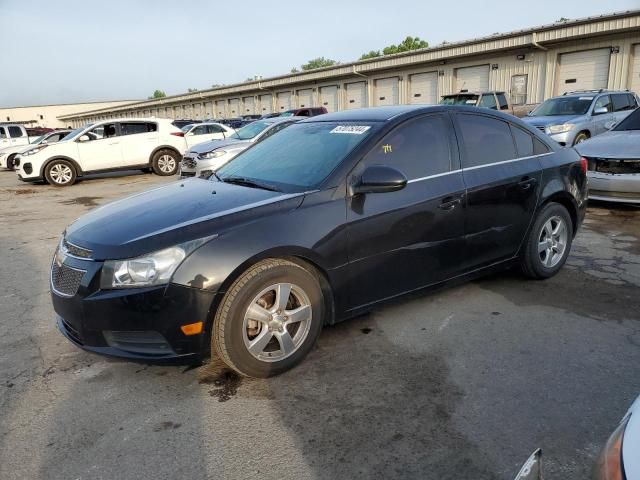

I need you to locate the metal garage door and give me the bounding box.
[204,102,213,119]
[375,77,399,106]
[259,94,273,114]
[319,85,339,112]
[409,72,438,104]
[297,89,314,108]
[228,98,240,116]
[276,91,292,112]
[455,65,490,92]
[555,48,610,95]
[630,44,640,95]
[346,81,367,109]
[215,100,226,119]
[243,96,255,115]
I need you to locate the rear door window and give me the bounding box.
[456,114,517,168]
[361,114,452,179]
[206,124,226,134]
[510,126,534,157]
[0,127,6,139]
[8,126,24,138]
[120,122,156,135]
[479,95,498,110]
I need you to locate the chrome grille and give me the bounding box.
[63,239,92,259]
[51,262,85,297]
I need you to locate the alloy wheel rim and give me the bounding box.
[242,282,312,362]
[50,164,72,184]
[538,215,567,268]
[158,155,176,173]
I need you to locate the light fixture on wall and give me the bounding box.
[438,70,445,76]
[517,54,525,60]
[610,46,620,53]
[491,64,499,70]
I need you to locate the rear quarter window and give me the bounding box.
[8,126,24,138]
[511,126,534,157]
[456,114,517,168]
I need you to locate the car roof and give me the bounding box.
[302,105,439,122]
[443,91,506,96]
[261,116,306,124]
[559,90,631,98]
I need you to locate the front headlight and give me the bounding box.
[22,145,48,156]
[200,150,226,160]
[546,123,574,134]
[592,414,629,480]
[99,236,215,289]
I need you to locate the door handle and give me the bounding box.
[518,177,537,190]
[439,196,462,211]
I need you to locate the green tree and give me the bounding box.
[382,36,428,55]
[187,88,198,93]
[290,67,300,73]
[300,57,338,71]
[148,89,166,99]
[556,17,570,22]
[211,83,223,88]
[359,50,382,60]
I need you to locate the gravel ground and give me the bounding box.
[0,170,638,480]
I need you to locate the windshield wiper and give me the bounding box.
[221,176,281,192]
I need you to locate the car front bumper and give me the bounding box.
[588,171,640,204]
[547,130,575,147]
[51,254,218,364]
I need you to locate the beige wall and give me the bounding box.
[0,101,138,128]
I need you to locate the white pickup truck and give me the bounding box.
[0,124,32,150]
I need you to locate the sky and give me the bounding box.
[1,0,638,107]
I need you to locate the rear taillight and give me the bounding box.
[171,132,185,137]
[579,157,588,175]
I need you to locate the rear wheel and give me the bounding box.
[44,159,77,187]
[520,203,573,279]
[212,259,324,378]
[151,149,179,176]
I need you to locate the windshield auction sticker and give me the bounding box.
[330,125,371,134]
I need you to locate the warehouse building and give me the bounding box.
[59,10,640,127]
[0,100,139,128]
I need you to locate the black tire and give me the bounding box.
[572,131,590,146]
[213,259,324,378]
[6,154,16,170]
[520,202,573,279]
[44,159,77,187]
[151,149,179,176]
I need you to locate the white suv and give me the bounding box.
[15,118,186,186]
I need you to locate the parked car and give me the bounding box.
[576,106,640,204]
[51,105,586,377]
[180,116,303,178]
[260,112,281,119]
[280,107,328,117]
[25,127,54,137]
[241,114,262,120]
[15,118,186,186]
[171,119,202,129]
[217,117,244,129]
[440,91,511,112]
[592,394,639,480]
[0,129,72,170]
[0,123,33,150]
[176,122,236,148]
[521,89,639,146]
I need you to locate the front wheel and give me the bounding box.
[151,149,179,176]
[44,159,77,187]
[572,131,589,145]
[212,259,324,378]
[6,154,16,170]
[520,203,573,279]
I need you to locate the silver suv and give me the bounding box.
[522,90,639,146]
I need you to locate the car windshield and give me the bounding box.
[530,97,593,116]
[613,107,640,131]
[60,125,92,141]
[181,124,195,132]
[31,134,47,144]
[217,122,375,191]
[440,95,479,105]
[228,120,271,140]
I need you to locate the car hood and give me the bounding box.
[575,130,640,159]
[188,137,249,155]
[623,395,640,479]
[65,179,304,260]
[521,115,584,126]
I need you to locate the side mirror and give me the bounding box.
[352,165,407,195]
[593,106,608,115]
[77,134,91,142]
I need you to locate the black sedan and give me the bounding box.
[52,105,588,377]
